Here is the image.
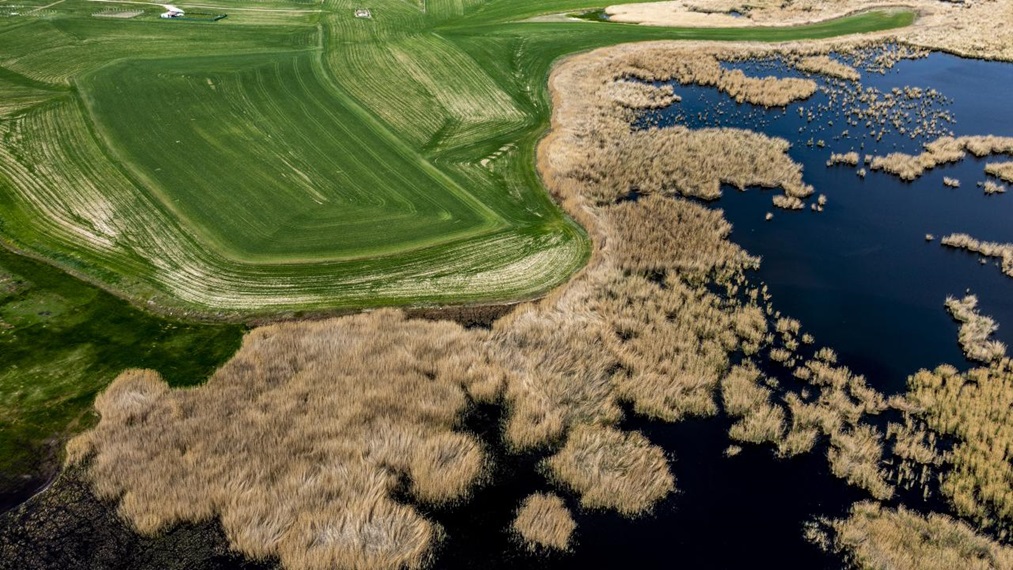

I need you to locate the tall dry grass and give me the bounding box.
[828,425,893,500]
[793,55,860,81]
[985,161,1013,184]
[68,312,496,570]
[942,233,1013,279]
[870,135,1013,181]
[552,44,816,209]
[944,294,1008,362]
[721,363,785,445]
[827,151,860,167]
[512,493,576,551]
[902,360,1013,530]
[545,424,674,516]
[826,501,1013,570]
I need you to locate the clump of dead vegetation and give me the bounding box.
[545,425,674,516]
[820,501,1013,570]
[828,425,893,500]
[870,135,1013,181]
[721,363,785,445]
[981,180,1007,195]
[944,295,1008,363]
[604,80,681,109]
[985,161,1013,184]
[827,151,860,167]
[901,359,1013,533]
[942,234,1013,279]
[611,48,818,107]
[67,313,498,570]
[793,55,860,81]
[554,43,818,209]
[512,493,576,551]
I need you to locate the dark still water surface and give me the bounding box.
[656,51,1013,393]
[426,52,1013,570]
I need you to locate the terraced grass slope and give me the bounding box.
[0,0,914,315]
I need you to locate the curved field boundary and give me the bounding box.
[0,1,915,317]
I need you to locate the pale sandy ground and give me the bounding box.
[604,0,1013,61]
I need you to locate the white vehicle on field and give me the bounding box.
[160,5,184,18]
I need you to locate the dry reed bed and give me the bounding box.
[824,501,1013,570]
[551,44,822,209]
[982,180,1007,195]
[793,55,861,81]
[869,135,1013,181]
[941,234,1013,279]
[68,313,498,570]
[512,493,575,551]
[545,425,674,515]
[828,151,860,167]
[944,294,1008,363]
[986,161,1013,184]
[900,360,1013,531]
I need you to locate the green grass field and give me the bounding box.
[0,244,243,507]
[0,0,914,317]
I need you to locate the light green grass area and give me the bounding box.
[0,0,914,317]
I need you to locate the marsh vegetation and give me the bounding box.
[7,4,1013,568]
[512,493,575,551]
[822,501,1013,570]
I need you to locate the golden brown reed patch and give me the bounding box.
[68,312,495,570]
[794,55,861,81]
[721,363,785,445]
[545,424,673,516]
[828,425,893,501]
[511,493,576,551]
[869,135,1013,181]
[944,294,1007,363]
[902,360,1013,530]
[942,233,1013,280]
[985,161,1013,184]
[549,44,817,209]
[825,501,1013,570]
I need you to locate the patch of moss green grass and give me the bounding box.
[0,246,243,508]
